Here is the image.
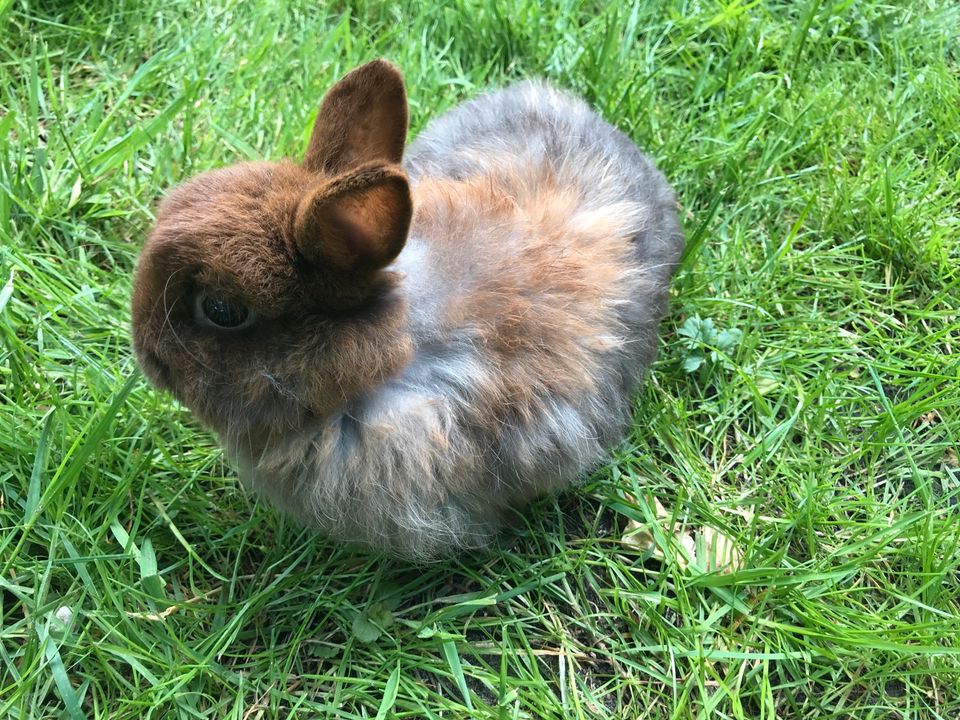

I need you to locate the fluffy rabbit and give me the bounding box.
[131,60,684,558]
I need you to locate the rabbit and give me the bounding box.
[131,59,684,559]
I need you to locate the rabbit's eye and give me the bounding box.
[195,292,256,330]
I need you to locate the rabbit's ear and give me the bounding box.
[303,60,408,174]
[293,164,412,272]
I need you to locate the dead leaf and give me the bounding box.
[944,448,958,468]
[621,496,669,557]
[698,525,745,573]
[914,410,940,429]
[621,495,745,574]
[621,524,657,555]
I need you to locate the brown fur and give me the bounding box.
[131,62,418,441]
[133,157,411,436]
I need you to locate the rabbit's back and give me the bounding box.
[405,81,678,244]
[387,83,682,541]
[402,81,681,341]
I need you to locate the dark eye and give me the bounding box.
[194,292,256,330]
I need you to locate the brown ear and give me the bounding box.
[293,164,412,272]
[303,59,408,174]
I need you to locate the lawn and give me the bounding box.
[2,0,959,717]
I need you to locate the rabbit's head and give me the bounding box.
[131,60,414,444]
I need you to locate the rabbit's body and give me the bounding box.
[132,62,683,558]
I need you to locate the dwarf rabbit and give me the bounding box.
[131,60,684,558]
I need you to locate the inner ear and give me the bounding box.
[303,59,408,174]
[293,165,412,272]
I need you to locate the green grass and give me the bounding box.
[2,0,959,717]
